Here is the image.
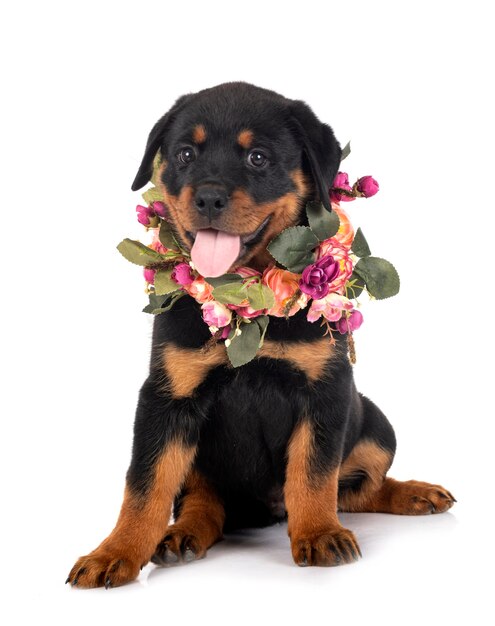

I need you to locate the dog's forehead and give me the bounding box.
[172,93,291,145]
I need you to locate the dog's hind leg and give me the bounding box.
[152,469,225,564]
[338,395,456,514]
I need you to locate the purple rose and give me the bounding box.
[172,262,194,286]
[299,255,340,299]
[330,171,354,203]
[336,310,364,334]
[357,176,379,198]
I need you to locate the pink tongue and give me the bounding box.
[191,229,241,278]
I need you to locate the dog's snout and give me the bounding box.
[194,185,228,220]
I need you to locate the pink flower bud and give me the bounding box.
[330,172,354,203]
[152,201,168,218]
[171,262,194,286]
[357,176,379,198]
[336,310,364,334]
[143,268,156,284]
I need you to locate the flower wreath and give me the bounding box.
[117,144,400,367]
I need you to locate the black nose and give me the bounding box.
[194,185,228,220]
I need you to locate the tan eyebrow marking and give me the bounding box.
[193,124,207,144]
[237,129,254,149]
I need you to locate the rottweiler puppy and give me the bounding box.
[67,82,455,588]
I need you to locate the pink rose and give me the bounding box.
[306,293,354,323]
[229,304,264,319]
[148,229,168,254]
[316,238,354,294]
[357,176,379,198]
[330,172,355,203]
[201,300,232,332]
[143,268,156,284]
[172,262,194,286]
[336,310,364,334]
[151,201,168,218]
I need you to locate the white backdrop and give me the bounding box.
[1,1,493,623]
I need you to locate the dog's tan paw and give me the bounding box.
[396,480,456,515]
[66,549,142,589]
[291,527,361,567]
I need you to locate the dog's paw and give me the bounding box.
[151,525,207,565]
[66,548,142,589]
[395,480,456,515]
[291,527,361,567]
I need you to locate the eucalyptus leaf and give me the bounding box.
[159,220,180,251]
[351,227,372,258]
[226,321,261,367]
[341,141,351,162]
[267,226,319,272]
[212,283,249,305]
[245,283,275,310]
[205,274,245,288]
[117,238,164,266]
[354,257,400,300]
[154,269,178,295]
[306,201,340,241]
[142,186,163,206]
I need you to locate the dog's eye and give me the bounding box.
[177,147,196,165]
[247,150,268,168]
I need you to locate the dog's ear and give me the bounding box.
[131,94,191,191]
[288,100,341,211]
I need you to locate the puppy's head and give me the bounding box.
[132,82,341,276]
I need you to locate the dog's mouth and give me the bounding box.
[186,215,271,278]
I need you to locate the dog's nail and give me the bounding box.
[65,576,70,584]
[104,578,112,589]
[184,548,195,562]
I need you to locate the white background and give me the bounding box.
[1,1,494,623]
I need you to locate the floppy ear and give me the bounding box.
[288,100,341,211]
[131,94,191,191]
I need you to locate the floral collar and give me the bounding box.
[117,146,399,367]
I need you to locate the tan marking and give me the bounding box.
[259,338,337,381]
[158,469,225,559]
[338,440,393,511]
[161,343,227,398]
[284,421,341,539]
[237,129,254,149]
[67,441,196,587]
[192,124,207,144]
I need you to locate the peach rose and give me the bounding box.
[316,237,353,294]
[262,266,308,317]
[331,203,354,249]
[184,277,214,304]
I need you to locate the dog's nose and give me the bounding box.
[194,185,228,220]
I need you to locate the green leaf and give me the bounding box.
[351,227,372,257]
[345,272,366,299]
[205,274,245,288]
[212,283,249,305]
[267,226,319,273]
[354,257,400,300]
[142,290,183,314]
[158,220,180,251]
[255,315,269,346]
[341,141,351,162]
[306,201,340,241]
[154,268,178,295]
[245,283,275,310]
[226,321,261,367]
[142,186,163,206]
[117,238,164,266]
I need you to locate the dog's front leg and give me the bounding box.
[67,378,200,588]
[284,377,361,567]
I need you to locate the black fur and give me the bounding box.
[129,82,396,527]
